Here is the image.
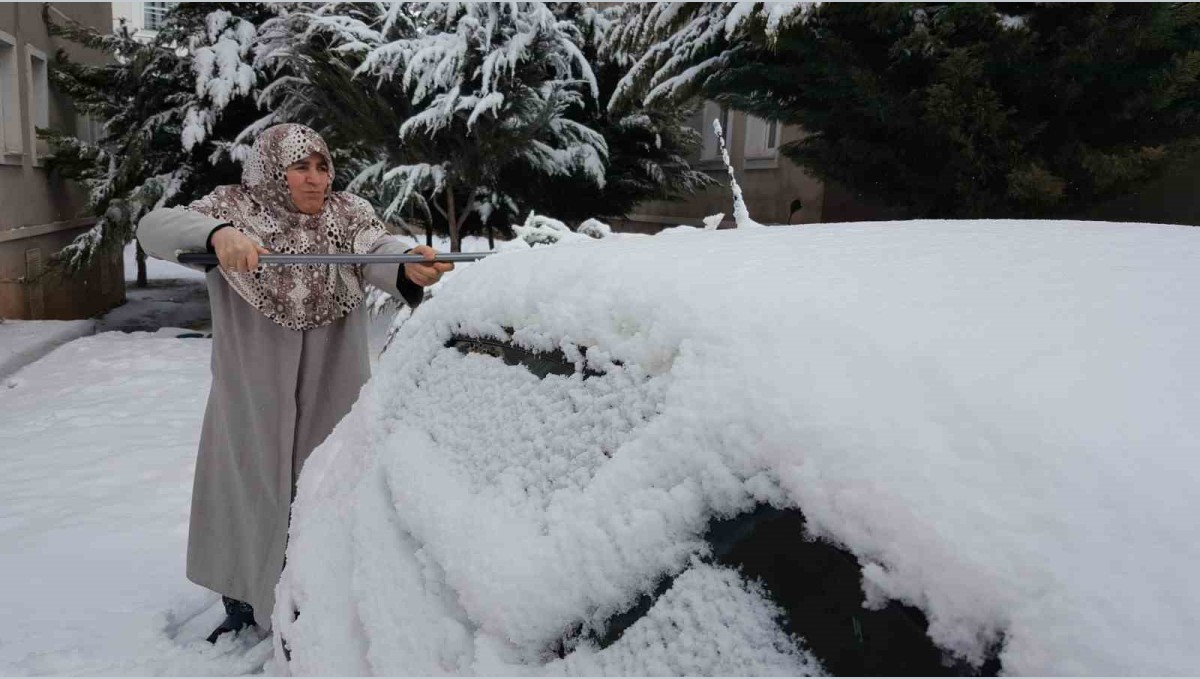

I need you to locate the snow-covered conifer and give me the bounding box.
[298,2,609,251]
[500,3,714,224]
[605,2,812,112]
[252,3,721,243]
[42,3,277,284]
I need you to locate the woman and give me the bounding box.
[136,123,452,642]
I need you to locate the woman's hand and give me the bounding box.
[403,245,455,287]
[211,227,270,273]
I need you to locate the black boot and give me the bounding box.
[206,596,256,643]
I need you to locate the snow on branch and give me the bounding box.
[607,2,813,112]
[383,164,447,221]
[714,118,762,228]
[194,14,257,107]
[186,9,262,150]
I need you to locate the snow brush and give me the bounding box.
[178,252,493,266]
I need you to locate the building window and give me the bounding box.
[26,46,48,129]
[144,2,172,31]
[744,115,782,158]
[0,30,22,155]
[76,112,103,144]
[700,101,730,161]
[26,45,49,159]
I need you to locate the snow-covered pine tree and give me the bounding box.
[260,2,608,252]
[41,10,188,286]
[611,3,1200,219]
[181,4,281,163]
[255,3,717,243]
[703,3,1200,218]
[493,3,714,224]
[252,4,420,196]
[41,3,276,285]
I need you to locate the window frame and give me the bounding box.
[0,29,23,160]
[744,115,782,158]
[24,44,49,162]
[743,115,783,171]
[76,111,102,145]
[143,2,171,31]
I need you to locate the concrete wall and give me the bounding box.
[0,223,123,319]
[0,3,123,319]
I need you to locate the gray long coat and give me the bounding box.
[137,207,422,629]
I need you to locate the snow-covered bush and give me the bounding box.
[576,218,613,239]
[511,212,593,247]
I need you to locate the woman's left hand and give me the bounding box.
[403,245,455,287]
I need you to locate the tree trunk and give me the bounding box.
[426,224,433,248]
[487,222,494,249]
[135,241,148,288]
[445,185,461,253]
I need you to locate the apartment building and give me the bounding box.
[0,3,121,320]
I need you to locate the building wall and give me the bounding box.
[0,2,123,319]
[0,222,122,318]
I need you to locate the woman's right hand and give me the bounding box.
[211,226,270,273]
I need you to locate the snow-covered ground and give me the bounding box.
[0,245,211,383]
[0,320,96,380]
[1,250,276,675]
[280,220,1200,675]
[0,237,461,675]
[0,330,276,675]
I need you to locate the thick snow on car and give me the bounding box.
[272,220,1200,676]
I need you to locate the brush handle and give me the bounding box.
[177,252,492,266]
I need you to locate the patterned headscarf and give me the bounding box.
[188,124,388,330]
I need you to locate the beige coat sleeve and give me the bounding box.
[136,207,228,272]
[362,234,425,308]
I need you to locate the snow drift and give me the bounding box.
[275,220,1200,675]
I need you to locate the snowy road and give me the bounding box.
[0,331,273,675]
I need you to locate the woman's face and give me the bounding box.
[285,153,330,214]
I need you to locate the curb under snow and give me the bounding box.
[0,320,98,380]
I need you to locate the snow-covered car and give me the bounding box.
[272,220,1200,676]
